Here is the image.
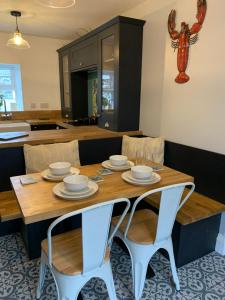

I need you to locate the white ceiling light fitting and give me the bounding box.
[36,0,76,8]
[7,11,30,50]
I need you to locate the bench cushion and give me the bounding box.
[23,140,80,174]
[122,135,164,164]
[145,189,225,226]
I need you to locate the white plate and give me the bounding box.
[41,167,80,182]
[53,181,98,200]
[121,171,161,185]
[127,173,153,182]
[102,160,134,171]
[59,184,90,196]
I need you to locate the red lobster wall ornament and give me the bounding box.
[168,0,207,84]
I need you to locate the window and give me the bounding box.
[0,64,23,111]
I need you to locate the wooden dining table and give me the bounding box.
[10,162,194,259]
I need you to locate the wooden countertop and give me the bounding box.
[0,124,142,149]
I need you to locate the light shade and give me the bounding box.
[37,0,75,8]
[7,31,30,49]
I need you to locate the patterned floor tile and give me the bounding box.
[202,280,225,300]
[82,274,134,300]
[0,233,28,270]
[0,234,225,300]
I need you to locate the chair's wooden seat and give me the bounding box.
[144,188,225,226]
[42,228,110,276]
[0,191,22,222]
[112,209,158,245]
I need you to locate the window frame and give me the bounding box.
[0,63,24,111]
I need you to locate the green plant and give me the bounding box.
[102,97,109,107]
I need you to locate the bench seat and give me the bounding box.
[144,189,225,267]
[145,188,225,226]
[0,191,22,222]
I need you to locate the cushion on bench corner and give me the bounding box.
[122,135,164,164]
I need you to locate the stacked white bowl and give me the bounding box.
[49,162,71,176]
[63,175,89,192]
[131,165,153,180]
[109,155,128,166]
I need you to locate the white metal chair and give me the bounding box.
[36,198,130,300]
[111,182,195,300]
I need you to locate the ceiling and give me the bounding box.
[0,0,145,40]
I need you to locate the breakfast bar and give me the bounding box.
[0,125,142,149]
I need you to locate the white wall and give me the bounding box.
[0,32,69,110]
[123,0,225,155]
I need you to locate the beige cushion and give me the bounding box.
[24,140,80,174]
[122,135,164,164]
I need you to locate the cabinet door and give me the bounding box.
[59,51,72,118]
[98,25,119,130]
[70,37,97,71]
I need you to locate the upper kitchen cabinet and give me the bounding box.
[98,26,117,129]
[58,50,72,119]
[70,37,98,71]
[57,16,145,130]
[98,18,145,131]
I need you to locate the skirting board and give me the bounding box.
[215,233,225,255]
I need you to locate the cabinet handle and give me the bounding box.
[79,62,83,66]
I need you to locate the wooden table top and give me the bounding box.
[10,163,194,224]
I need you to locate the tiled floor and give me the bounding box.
[0,233,225,299]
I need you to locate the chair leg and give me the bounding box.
[132,259,148,300]
[101,262,117,300]
[36,252,47,299]
[165,239,180,291]
[57,286,79,300]
[53,273,84,300]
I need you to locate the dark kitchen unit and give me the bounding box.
[30,124,66,131]
[57,16,145,131]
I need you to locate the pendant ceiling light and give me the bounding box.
[37,0,76,8]
[7,11,30,49]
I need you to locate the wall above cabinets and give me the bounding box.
[57,16,145,132]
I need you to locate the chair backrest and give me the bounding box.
[47,198,130,274]
[122,135,164,164]
[23,140,80,173]
[124,182,195,243]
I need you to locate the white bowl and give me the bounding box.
[49,162,71,176]
[109,155,128,166]
[131,165,153,179]
[63,175,89,192]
